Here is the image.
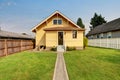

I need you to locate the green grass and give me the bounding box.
[64,47,120,80]
[0,51,56,80]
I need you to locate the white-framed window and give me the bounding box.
[53,19,62,25]
[91,35,93,39]
[107,32,112,38]
[53,19,57,25]
[96,34,100,38]
[100,33,103,38]
[72,30,77,39]
[58,19,62,24]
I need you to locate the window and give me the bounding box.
[72,30,77,39]
[53,19,62,25]
[96,34,100,38]
[53,19,57,25]
[58,19,62,24]
[107,32,112,38]
[91,35,93,39]
[100,33,103,38]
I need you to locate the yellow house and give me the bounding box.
[32,11,85,51]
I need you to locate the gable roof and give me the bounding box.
[32,11,84,32]
[0,30,34,39]
[87,18,120,36]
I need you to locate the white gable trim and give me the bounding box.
[32,11,82,32]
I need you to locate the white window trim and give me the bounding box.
[107,32,112,38]
[53,19,57,25]
[100,33,103,38]
[58,19,62,25]
[96,34,100,39]
[52,18,62,25]
[72,30,77,39]
[91,35,93,39]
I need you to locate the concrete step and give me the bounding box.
[57,45,65,52]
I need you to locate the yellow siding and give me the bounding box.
[36,23,46,46]
[46,31,57,47]
[45,30,83,47]
[64,31,83,47]
[45,14,76,28]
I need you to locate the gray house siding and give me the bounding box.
[88,30,120,39]
[103,33,107,38]
[112,31,120,38]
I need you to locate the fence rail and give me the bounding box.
[88,38,120,49]
[0,39,33,56]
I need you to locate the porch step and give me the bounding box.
[57,45,65,52]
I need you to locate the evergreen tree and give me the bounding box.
[90,13,107,29]
[77,18,85,28]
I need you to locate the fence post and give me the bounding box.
[4,39,8,56]
[12,40,14,53]
[20,40,22,51]
[117,38,118,49]
[107,38,108,48]
[118,38,120,49]
[100,38,101,47]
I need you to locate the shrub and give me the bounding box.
[84,37,88,49]
[50,46,57,51]
[66,46,76,51]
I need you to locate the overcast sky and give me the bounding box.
[0,0,120,35]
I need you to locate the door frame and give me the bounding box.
[57,31,64,45]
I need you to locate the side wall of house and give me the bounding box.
[64,31,83,49]
[45,30,84,49]
[88,30,120,39]
[36,23,46,46]
[112,31,120,38]
[46,31,57,49]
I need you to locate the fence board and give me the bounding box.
[88,38,120,49]
[0,39,33,57]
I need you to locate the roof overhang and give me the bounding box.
[43,27,85,31]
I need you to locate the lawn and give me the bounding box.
[64,47,120,80]
[0,51,56,80]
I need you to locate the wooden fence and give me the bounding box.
[0,39,33,56]
[88,38,120,49]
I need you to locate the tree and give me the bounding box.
[77,18,85,28]
[90,13,107,29]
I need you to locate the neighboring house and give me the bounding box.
[32,11,84,51]
[86,18,120,49]
[0,30,34,56]
[0,30,34,40]
[87,18,120,39]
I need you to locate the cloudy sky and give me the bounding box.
[0,0,120,35]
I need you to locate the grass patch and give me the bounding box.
[0,51,56,80]
[64,47,120,80]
